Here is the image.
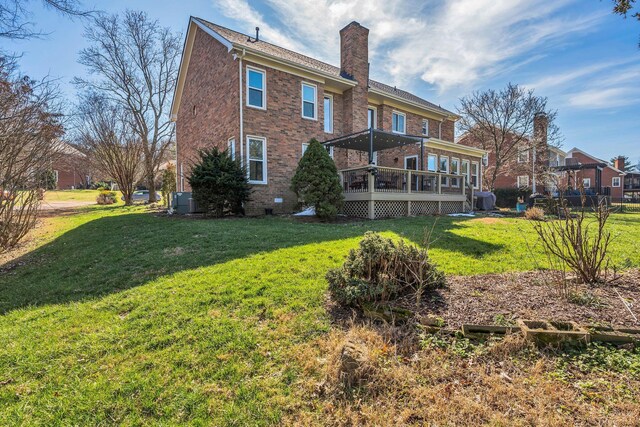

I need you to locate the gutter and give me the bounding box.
[369,87,459,120]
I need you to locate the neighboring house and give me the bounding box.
[171,17,486,217]
[554,148,626,199]
[457,113,557,193]
[51,142,93,190]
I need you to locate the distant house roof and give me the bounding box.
[567,147,626,175]
[192,17,455,117]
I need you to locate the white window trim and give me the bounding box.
[422,119,429,136]
[517,148,530,163]
[246,135,267,185]
[228,137,236,160]
[323,94,333,133]
[461,159,470,187]
[451,157,460,188]
[404,155,418,170]
[471,161,480,190]
[517,175,530,188]
[53,170,59,183]
[392,111,406,134]
[440,155,449,187]
[427,153,438,172]
[246,66,266,110]
[301,82,317,120]
[367,106,378,130]
[583,178,591,188]
[302,142,309,156]
[612,176,621,187]
[327,145,334,159]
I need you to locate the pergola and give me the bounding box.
[551,162,605,193]
[323,128,427,168]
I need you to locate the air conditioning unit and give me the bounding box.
[172,192,204,214]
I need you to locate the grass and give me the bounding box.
[1,207,639,425]
[44,189,102,203]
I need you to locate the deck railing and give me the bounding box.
[340,166,465,196]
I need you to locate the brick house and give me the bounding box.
[559,148,626,199]
[456,113,565,193]
[51,142,92,190]
[171,17,487,217]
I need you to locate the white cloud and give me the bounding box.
[211,0,603,94]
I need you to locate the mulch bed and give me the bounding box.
[397,269,640,328]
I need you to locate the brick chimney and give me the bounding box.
[340,21,369,133]
[614,156,625,171]
[533,112,548,147]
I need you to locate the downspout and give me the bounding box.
[237,49,246,167]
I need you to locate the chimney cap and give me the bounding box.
[534,111,548,119]
[340,21,369,33]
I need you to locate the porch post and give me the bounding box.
[368,128,374,164]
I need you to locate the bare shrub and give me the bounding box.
[531,197,613,285]
[524,206,545,221]
[0,58,63,251]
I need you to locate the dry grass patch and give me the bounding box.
[286,324,640,426]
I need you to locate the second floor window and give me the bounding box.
[612,177,621,187]
[422,119,429,136]
[517,148,529,163]
[368,107,377,129]
[302,83,317,119]
[247,67,266,109]
[392,111,406,134]
[323,95,333,133]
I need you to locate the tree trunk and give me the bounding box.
[145,158,157,203]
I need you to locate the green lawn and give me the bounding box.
[1,207,639,425]
[44,189,102,203]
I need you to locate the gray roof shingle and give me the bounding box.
[194,17,455,117]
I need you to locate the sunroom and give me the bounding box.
[323,129,486,219]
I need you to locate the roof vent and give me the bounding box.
[248,27,260,43]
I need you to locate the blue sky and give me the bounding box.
[5,0,640,164]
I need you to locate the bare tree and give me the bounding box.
[0,57,63,251]
[0,0,91,40]
[75,11,181,203]
[457,83,562,191]
[76,93,142,205]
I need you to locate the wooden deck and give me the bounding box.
[339,166,472,219]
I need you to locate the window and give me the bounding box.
[517,175,530,188]
[440,156,449,187]
[323,95,333,133]
[450,158,460,187]
[302,142,333,159]
[427,154,437,172]
[301,83,317,119]
[422,119,429,136]
[246,67,266,109]
[461,160,470,187]
[367,107,377,129]
[247,136,267,184]
[392,111,406,134]
[405,156,418,170]
[583,178,591,189]
[612,177,621,187]
[53,170,59,184]
[227,138,236,160]
[471,161,479,189]
[518,148,530,163]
